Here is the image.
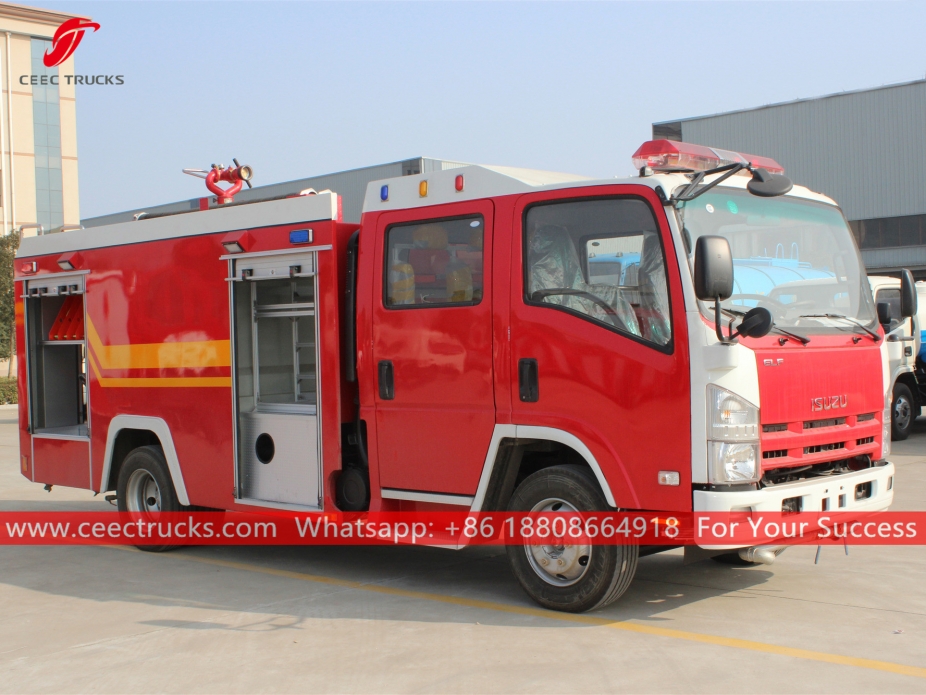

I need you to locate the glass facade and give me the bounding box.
[30,38,64,233]
[849,214,926,250]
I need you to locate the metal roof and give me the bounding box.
[654,78,926,126]
[20,192,339,257]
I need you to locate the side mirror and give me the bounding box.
[694,235,734,301]
[694,235,735,343]
[900,268,917,318]
[747,168,793,198]
[877,302,892,328]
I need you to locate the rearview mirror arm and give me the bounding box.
[714,298,736,345]
[672,162,746,205]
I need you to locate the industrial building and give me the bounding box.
[652,78,926,277]
[82,157,470,227]
[0,2,86,237]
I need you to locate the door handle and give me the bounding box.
[518,358,539,402]
[378,360,394,400]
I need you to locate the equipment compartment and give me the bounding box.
[25,277,88,437]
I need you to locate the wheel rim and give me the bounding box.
[524,498,592,587]
[895,394,912,430]
[126,469,162,514]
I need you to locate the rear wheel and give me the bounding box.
[892,383,915,441]
[117,445,180,552]
[505,465,638,613]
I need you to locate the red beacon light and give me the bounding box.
[631,140,784,175]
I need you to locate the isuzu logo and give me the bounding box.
[811,395,847,411]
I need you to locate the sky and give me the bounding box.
[22,0,926,219]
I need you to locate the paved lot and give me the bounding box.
[1,410,925,694]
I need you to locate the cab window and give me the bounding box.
[524,197,672,348]
[385,215,484,307]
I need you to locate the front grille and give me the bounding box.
[763,423,788,433]
[804,417,846,429]
[857,413,875,422]
[763,449,788,459]
[804,442,845,454]
[856,436,875,445]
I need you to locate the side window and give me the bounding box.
[875,288,902,331]
[385,215,484,307]
[525,198,672,348]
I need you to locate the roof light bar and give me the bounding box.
[632,140,784,174]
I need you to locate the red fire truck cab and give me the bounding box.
[15,142,904,612]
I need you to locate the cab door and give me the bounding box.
[371,200,495,497]
[508,187,692,512]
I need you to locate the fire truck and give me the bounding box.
[14,142,911,613]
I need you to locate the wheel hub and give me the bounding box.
[895,395,912,429]
[126,469,162,514]
[524,498,591,587]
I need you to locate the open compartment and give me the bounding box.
[230,250,321,509]
[25,275,88,437]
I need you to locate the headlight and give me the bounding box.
[708,386,760,483]
[709,385,759,440]
[710,442,759,483]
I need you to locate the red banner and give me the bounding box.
[0,511,923,546]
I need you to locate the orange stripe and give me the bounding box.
[87,333,231,389]
[86,315,231,370]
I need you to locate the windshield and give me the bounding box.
[679,186,876,332]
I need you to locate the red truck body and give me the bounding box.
[13,153,896,611]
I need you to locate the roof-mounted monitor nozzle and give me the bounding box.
[183,158,254,205]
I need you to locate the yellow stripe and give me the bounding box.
[93,375,231,388]
[87,340,230,389]
[86,315,231,370]
[107,547,926,681]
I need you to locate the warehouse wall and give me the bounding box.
[657,80,926,223]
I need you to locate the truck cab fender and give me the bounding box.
[100,415,190,506]
[470,425,620,511]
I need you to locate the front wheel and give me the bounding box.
[892,383,916,441]
[505,465,638,613]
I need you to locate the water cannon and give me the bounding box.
[183,158,253,205]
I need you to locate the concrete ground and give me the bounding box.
[1,409,925,694]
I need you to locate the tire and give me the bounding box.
[116,445,181,552]
[892,383,915,441]
[336,467,370,511]
[505,465,638,613]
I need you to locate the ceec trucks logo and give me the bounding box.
[43,17,100,68]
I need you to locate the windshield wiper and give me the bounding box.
[799,314,880,341]
[721,307,810,345]
[771,326,810,345]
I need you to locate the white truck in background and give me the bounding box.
[869,276,921,440]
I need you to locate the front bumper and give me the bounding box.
[693,462,894,549]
